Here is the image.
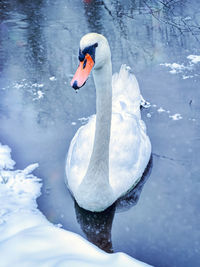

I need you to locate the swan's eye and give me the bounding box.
[80,43,98,63]
[79,50,85,62]
[83,59,87,69]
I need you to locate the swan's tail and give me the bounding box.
[112,64,147,118]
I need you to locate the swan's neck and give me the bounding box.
[84,60,112,184]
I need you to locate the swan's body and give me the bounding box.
[66,33,151,212]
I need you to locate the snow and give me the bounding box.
[32,83,44,88]
[0,143,151,267]
[49,76,57,81]
[183,16,192,21]
[160,63,186,74]
[187,55,200,64]
[157,107,165,113]
[37,90,45,99]
[182,75,194,80]
[13,83,24,89]
[140,95,151,108]
[33,90,45,100]
[0,145,15,169]
[160,55,200,78]
[169,113,183,121]
[146,113,152,118]
[78,117,90,124]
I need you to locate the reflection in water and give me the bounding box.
[0,3,9,73]
[75,156,152,253]
[21,0,47,78]
[83,0,103,33]
[116,155,153,212]
[75,202,115,253]
[83,0,200,70]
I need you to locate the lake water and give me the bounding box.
[0,0,200,266]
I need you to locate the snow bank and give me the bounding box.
[0,143,151,267]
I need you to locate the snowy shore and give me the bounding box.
[0,143,151,267]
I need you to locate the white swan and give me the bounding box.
[66,33,151,212]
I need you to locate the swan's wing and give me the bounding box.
[112,65,142,118]
[66,113,151,198]
[66,116,95,193]
[111,66,151,195]
[109,113,151,197]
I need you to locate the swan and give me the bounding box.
[66,33,151,212]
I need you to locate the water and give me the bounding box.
[0,0,200,266]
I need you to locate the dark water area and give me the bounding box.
[0,0,200,266]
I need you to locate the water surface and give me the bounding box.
[0,1,200,266]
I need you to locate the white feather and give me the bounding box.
[66,34,151,211]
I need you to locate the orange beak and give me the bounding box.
[71,53,94,90]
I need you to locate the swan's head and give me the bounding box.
[71,33,111,90]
